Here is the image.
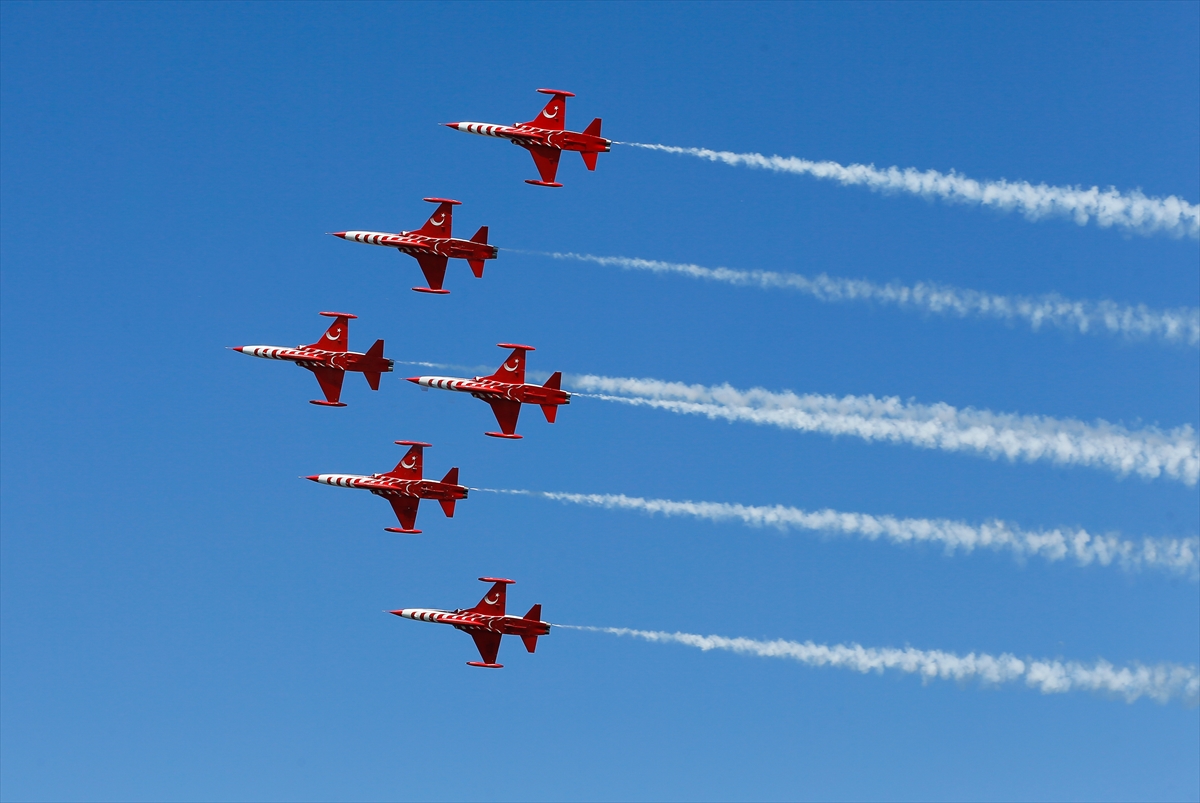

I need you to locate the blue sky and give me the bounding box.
[2,2,1197,801]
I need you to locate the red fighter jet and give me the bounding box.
[231,312,392,407]
[306,441,466,533]
[389,577,550,668]
[406,343,569,439]
[330,198,497,294]
[445,88,611,187]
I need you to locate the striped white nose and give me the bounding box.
[454,122,504,138]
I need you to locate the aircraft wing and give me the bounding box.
[412,254,448,291]
[487,400,522,436]
[386,496,420,532]
[309,366,345,404]
[470,631,502,665]
[525,144,561,184]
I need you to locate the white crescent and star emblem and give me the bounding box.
[485,593,500,604]
[326,328,340,340]
[503,359,520,372]
[542,106,558,119]
[431,214,446,226]
[401,457,417,469]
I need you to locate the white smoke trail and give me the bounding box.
[567,376,1200,486]
[561,626,1199,706]
[485,489,1198,577]
[623,142,1200,239]
[536,251,1200,347]
[393,360,493,374]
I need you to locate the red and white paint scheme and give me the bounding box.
[306,441,467,533]
[444,89,611,187]
[231,312,392,407]
[329,198,497,295]
[406,343,569,439]
[390,577,550,668]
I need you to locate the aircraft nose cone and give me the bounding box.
[230,346,244,352]
[405,377,421,384]
[442,122,460,129]
[304,475,320,482]
[328,232,347,239]
[388,610,404,617]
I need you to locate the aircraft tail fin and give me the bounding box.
[363,339,386,390]
[469,577,514,616]
[438,498,456,518]
[413,198,460,238]
[467,227,488,278]
[485,343,534,384]
[307,312,356,352]
[521,604,542,652]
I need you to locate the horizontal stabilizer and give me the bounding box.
[581,150,598,171]
[470,225,489,244]
[468,259,485,278]
[441,466,459,486]
[582,117,602,137]
[541,404,557,424]
[521,635,539,654]
[438,498,456,518]
[543,371,561,390]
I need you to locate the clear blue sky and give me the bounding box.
[2,2,1197,801]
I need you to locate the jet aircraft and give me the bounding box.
[389,577,549,668]
[444,89,611,187]
[330,198,497,294]
[231,312,392,407]
[306,441,467,533]
[406,343,569,439]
